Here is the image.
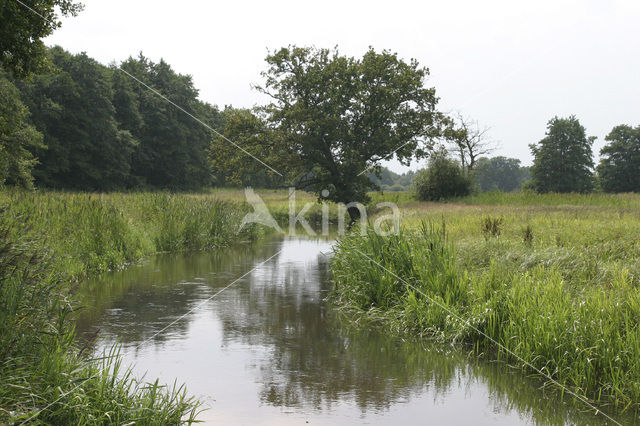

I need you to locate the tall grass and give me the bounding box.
[331,223,640,410]
[0,190,261,279]
[0,214,201,424]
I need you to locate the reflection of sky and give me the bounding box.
[78,238,620,425]
[249,238,334,302]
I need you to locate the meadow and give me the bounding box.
[331,191,640,413]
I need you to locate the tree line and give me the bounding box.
[529,116,640,194]
[1,46,225,190]
[414,115,640,201]
[0,42,638,200]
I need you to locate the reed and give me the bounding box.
[0,214,202,424]
[0,190,261,280]
[331,192,640,411]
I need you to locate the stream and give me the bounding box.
[74,237,630,425]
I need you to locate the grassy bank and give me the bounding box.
[331,192,640,412]
[0,191,261,424]
[0,191,262,280]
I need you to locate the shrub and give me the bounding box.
[413,149,471,201]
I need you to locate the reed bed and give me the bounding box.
[331,192,640,412]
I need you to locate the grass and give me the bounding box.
[331,191,640,413]
[0,190,265,424]
[0,190,264,280]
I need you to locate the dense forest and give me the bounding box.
[2,46,223,190]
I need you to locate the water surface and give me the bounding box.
[75,238,632,425]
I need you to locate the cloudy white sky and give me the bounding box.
[45,0,640,173]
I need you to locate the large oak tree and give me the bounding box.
[210,46,444,219]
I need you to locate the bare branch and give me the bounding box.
[442,112,497,173]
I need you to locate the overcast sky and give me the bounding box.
[45,0,640,173]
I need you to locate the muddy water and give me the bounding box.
[75,237,630,425]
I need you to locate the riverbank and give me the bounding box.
[0,191,261,424]
[331,192,640,414]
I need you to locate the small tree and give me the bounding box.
[529,116,595,193]
[443,113,495,173]
[413,148,471,201]
[597,124,640,193]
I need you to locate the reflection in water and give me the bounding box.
[75,238,634,425]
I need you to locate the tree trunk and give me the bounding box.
[347,205,361,227]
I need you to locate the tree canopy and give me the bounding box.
[0,75,43,188]
[597,124,640,193]
[210,46,443,213]
[0,0,83,77]
[529,116,595,193]
[473,156,530,192]
[16,47,136,189]
[6,47,221,190]
[118,54,221,189]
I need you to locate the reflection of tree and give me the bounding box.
[214,242,626,425]
[74,238,632,425]
[74,242,273,346]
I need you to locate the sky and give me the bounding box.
[45,0,640,174]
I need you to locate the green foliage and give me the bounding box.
[367,167,415,192]
[472,156,530,192]
[0,0,83,77]
[248,46,443,207]
[17,47,136,189]
[0,75,43,188]
[597,124,640,193]
[413,149,471,201]
[0,191,259,279]
[529,116,595,193]
[119,55,221,189]
[5,47,221,191]
[208,108,284,188]
[331,222,640,408]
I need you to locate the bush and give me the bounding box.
[413,150,471,201]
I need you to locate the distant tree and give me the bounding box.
[0,75,43,188]
[226,46,444,221]
[473,156,530,192]
[0,0,83,76]
[118,54,220,189]
[597,124,640,193]
[529,116,595,193]
[17,47,136,189]
[413,148,471,201]
[444,113,495,173]
[366,167,400,188]
[208,108,283,188]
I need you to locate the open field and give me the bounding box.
[332,191,640,412]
